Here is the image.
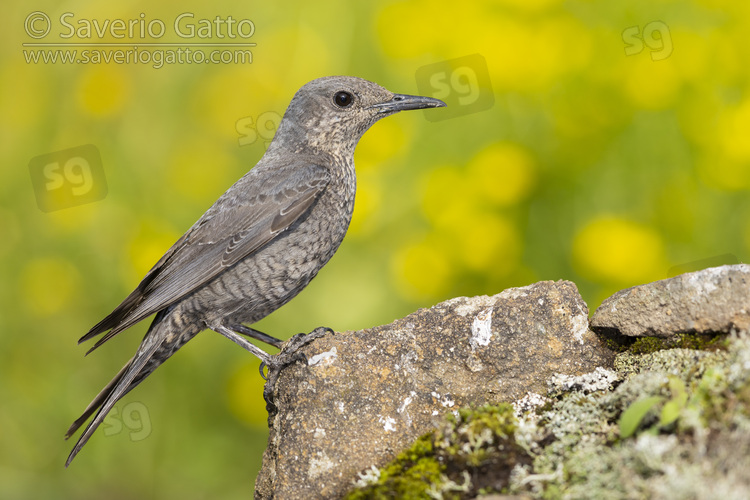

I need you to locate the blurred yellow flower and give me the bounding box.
[377,0,477,58]
[573,216,666,284]
[671,30,710,83]
[494,0,563,12]
[467,142,536,207]
[419,147,526,280]
[622,56,681,110]
[76,66,130,117]
[718,97,750,163]
[458,212,522,275]
[482,16,592,92]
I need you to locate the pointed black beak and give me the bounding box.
[370,93,446,113]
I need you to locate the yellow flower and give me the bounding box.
[76,66,130,117]
[467,142,536,207]
[573,216,666,284]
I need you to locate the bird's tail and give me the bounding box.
[65,312,201,467]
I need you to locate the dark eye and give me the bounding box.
[333,91,354,108]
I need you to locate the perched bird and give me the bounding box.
[65,76,445,466]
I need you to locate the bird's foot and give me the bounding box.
[284,326,334,353]
[261,327,334,410]
[259,326,333,379]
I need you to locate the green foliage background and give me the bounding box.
[1,0,748,497]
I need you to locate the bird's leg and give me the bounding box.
[214,325,333,413]
[213,325,334,379]
[232,324,284,349]
[213,325,274,367]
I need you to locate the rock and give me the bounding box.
[504,331,750,499]
[547,366,619,396]
[590,264,750,338]
[255,280,615,499]
[345,331,750,499]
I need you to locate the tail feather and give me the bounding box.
[65,359,132,439]
[65,338,162,467]
[66,309,202,467]
[77,289,144,345]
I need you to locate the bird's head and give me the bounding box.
[270,76,446,156]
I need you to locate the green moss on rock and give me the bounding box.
[628,333,729,355]
[345,404,531,499]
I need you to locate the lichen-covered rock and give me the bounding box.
[508,332,750,500]
[344,404,529,499]
[255,281,614,499]
[590,264,750,338]
[346,331,750,500]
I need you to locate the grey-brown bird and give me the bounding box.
[65,76,445,466]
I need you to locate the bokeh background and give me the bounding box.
[2,0,749,497]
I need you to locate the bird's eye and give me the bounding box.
[333,91,354,108]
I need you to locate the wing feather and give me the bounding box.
[79,160,330,351]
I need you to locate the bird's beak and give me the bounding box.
[370,93,447,113]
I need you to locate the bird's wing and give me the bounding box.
[80,160,331,352]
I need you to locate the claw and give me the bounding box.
[256,326,333,380]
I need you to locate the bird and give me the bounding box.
[65,76,446,466]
